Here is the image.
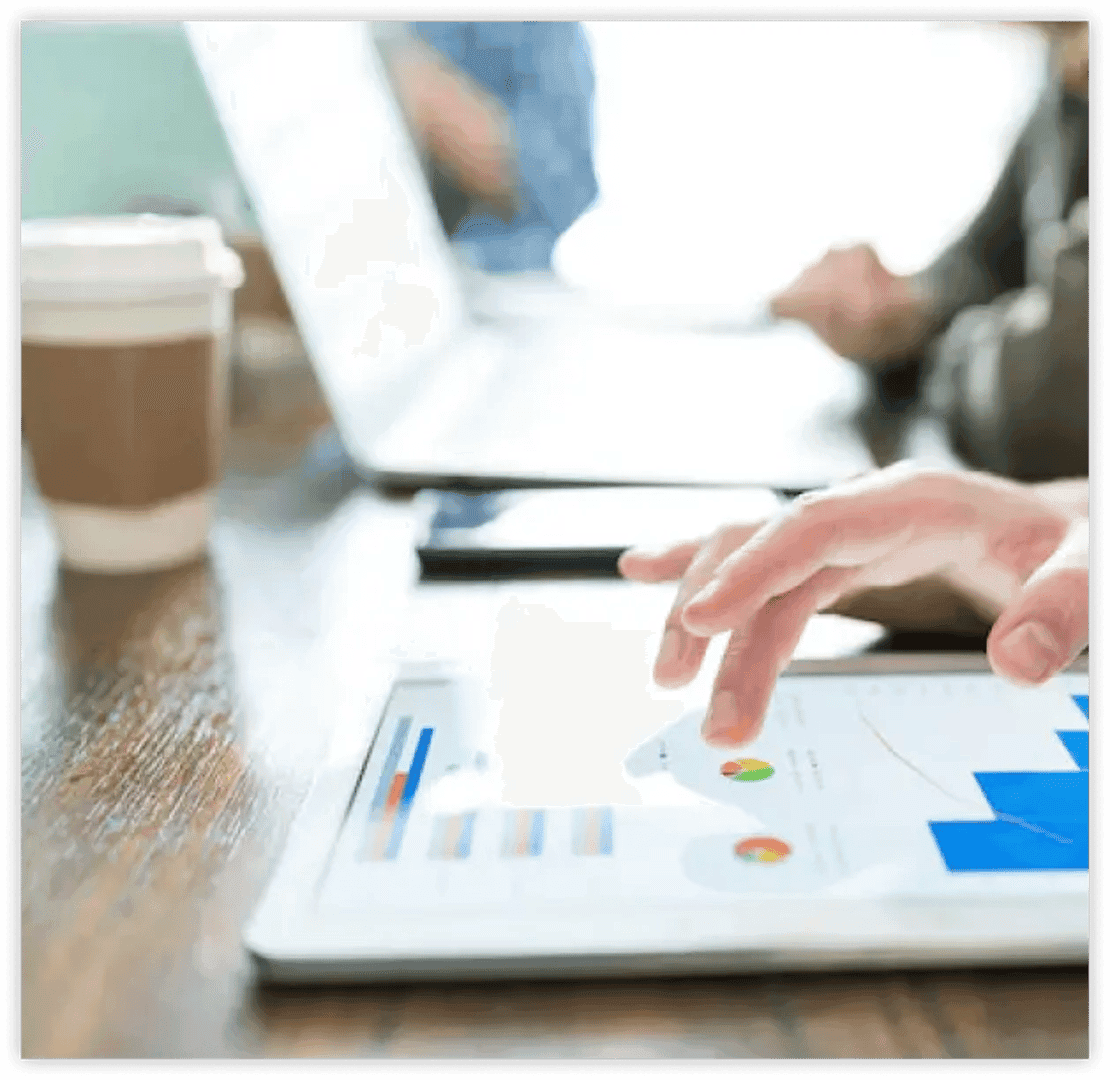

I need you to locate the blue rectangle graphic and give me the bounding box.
[529,809,545,856]
[929,820,1087,872]
[597,807,613,856]
[456,811,476,859]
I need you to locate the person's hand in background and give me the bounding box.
[383,21,599,273]
[389,38,520,222]
[619,466,1088,747]
[770,244,932,365]
[1015,21,1088,95]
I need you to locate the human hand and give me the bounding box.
[390,41,519,221]
[619,466,1088,747]
[770,244,929,364]
[1025,21,1088,97]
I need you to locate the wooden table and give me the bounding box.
[20,363,1088,1059]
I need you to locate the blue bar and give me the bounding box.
[930,820,1087,872]
[384,727,434,860]
[369,716,412,818]
[1072,694,1089,719]
[529,809,545,857]
[597,807,613,856]
[927,703,1090,874]
[399,727,434,810]
[974,771,1087,826]
[456,812,476,859]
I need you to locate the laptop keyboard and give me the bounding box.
[425,321,874,486]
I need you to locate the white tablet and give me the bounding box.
[245,586,1088,983]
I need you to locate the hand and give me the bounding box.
[390,42,520,221]
[1038,22,1088,97]
[770,244,928,364]
[619,466,1088,747]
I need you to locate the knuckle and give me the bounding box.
[665,594,693,629]
[884,461,943,490]
[791,488,829,514]
[721,520,761,548]
[706,523,742,560]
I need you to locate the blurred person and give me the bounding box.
[376,21,599,273]
[620,463,1088,747]
[770,22,1088,482]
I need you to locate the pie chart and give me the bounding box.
[734,836,792,863]
[720,758,775,782]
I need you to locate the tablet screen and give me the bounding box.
[316,668,1088,915]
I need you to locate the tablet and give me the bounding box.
[244,585,1088,983]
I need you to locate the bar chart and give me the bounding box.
[929,694,1089,873]
[572,806,614,856]
[317,673,1088,927]
[502,808,546,858]
[429,811,478,860]
[362,717,435,862]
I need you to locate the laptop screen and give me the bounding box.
[186,21,469,455]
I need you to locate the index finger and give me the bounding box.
[618,539,704,583]
[653,522,763,688]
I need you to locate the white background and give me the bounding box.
[556,22,1048,308]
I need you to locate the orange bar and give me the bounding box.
[515,810,530,857]
[372,825,392,861]
[586,808,600,856]
[383,773,407,815]
[443,814,463,859]
[367,773,408,860]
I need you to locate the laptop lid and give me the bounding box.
[186,21,471,467]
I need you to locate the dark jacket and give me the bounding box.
[917,79,1088,480]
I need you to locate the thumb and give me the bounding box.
[987,519,1089,685]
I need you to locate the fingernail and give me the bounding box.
[657,629,683,671]
[995,621,1061,684]
[703,691,746,746]
[683,586,723,634]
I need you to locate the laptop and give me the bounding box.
[186,21,876,491]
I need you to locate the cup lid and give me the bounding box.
[21,214,244,303]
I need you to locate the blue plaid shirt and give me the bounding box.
[408,21,599,273]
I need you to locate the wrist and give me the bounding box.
[880,275,935,359]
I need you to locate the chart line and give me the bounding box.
[858,708,1073,845]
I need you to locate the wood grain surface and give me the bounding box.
[20,350,1088,1059]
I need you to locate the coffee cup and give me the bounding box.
[21,215,244,572]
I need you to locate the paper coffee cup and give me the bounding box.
[21,215,244,573]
